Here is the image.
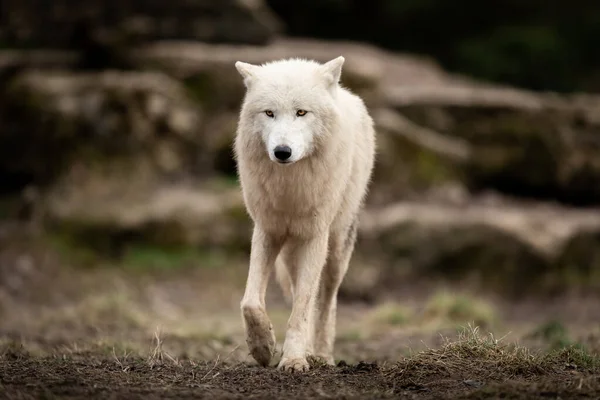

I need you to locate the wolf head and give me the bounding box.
[234,57,345,165]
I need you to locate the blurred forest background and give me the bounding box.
[1,0,600,369]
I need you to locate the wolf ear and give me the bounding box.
[235,61,260,87]
[320,56,345,87]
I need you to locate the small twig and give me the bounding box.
[200,355,220,381]
[221,344,240,365]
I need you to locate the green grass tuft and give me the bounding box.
[120,245,226,271]
[423,291,497,328]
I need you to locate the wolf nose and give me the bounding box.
[274,145,292,161]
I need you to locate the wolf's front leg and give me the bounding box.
[241,226,283,367]
[278,232,329,372]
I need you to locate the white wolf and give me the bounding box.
[233,56,376,372]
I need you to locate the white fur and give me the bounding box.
[234,56,376,372]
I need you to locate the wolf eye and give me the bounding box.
[296,109,307,117]
[265,110,274,117]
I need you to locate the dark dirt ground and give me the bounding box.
[2,332,599,400]
[1,228,600,399]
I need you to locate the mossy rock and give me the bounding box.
[42,176,251,263]
[0,70,206,194]
[395,98,600,206]
[183,69,246,112]
[369,129,462,205]
[370,222,552,297]
[553,230,600,291]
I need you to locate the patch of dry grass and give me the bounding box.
[389,324,599,388]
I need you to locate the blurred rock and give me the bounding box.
[131,38,390,107]
[0,69,206,188]
[0,50,80,71]
[339,259,382,304]
[44,179,250,254]
[358,199,600,296]
[383,86,600,206]
[554,229,600,291]
[0,68,253,253]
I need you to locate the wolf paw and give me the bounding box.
[242,307,276,367]
[311,354,335,366]
[278,357,310,372]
